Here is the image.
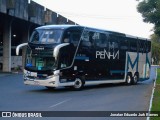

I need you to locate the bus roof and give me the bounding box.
[36,25,149,41]
[36,24,81,30]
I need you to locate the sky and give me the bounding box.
[33,0,153,39]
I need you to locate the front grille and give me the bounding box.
[26,75,47,80]
[37,74,48,79]
[27,76,36,79]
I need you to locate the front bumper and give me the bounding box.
[23,69,74,87]
[24,75,59,87]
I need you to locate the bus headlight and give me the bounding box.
[47,75,55,79]
[53,70,62,76]
[49,81,55,84]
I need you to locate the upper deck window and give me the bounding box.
[62,29,82,46]
[30,29,63,44]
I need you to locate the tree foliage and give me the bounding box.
[137,0,160,65]
[151,34,160,64]
[137,0,160,35]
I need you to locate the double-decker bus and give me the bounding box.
[16,25,151,90]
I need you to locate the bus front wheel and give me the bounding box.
[73,78,84,90]
[45,86,55,90]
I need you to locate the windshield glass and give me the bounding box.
[30,29,63,44]
[25,47,57,71]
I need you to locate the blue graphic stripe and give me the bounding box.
[127,53,139,72]
[144,53,150,78]
[75,56,89,60]
[110,70,125,74]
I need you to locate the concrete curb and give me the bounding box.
[147,66,159,120]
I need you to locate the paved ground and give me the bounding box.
[0,66,159,120]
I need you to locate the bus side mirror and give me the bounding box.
[53,43,70,60]
[16,43,28,55]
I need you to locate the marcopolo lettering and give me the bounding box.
[35,47,44,50]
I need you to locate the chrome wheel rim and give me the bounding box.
[74,78,82,89]
[134,75,138,83]
[127,75,131,84]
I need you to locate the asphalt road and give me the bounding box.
[0,66,158,120]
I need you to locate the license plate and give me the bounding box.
[29,79,34,81]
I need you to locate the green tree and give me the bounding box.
[151,34,160,65]
[137,0,160,35]
[137,0,160,65]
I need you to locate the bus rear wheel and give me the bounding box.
[125,73,132,85]
[73,78,84,90]
[132,73,139,85]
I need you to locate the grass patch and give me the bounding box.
[150,68,160,120]
[156,69,160,84]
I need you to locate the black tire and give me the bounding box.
[132,73,139,85]
[73,78,84,90]
[45,86,55,90]
[125,73,132,85]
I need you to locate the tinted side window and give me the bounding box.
[129,38,137,52]
[81,31,92,47]
[63,30,82,46]
[70,32,81,46]
[119,37,128,51]
[138,39,143,52]
[94,33,108,48]
[147,41,151,52]
[138,40,149,53]
[108,35,119,51]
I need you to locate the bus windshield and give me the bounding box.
[25,47,57,71]
[30,29,63,44]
